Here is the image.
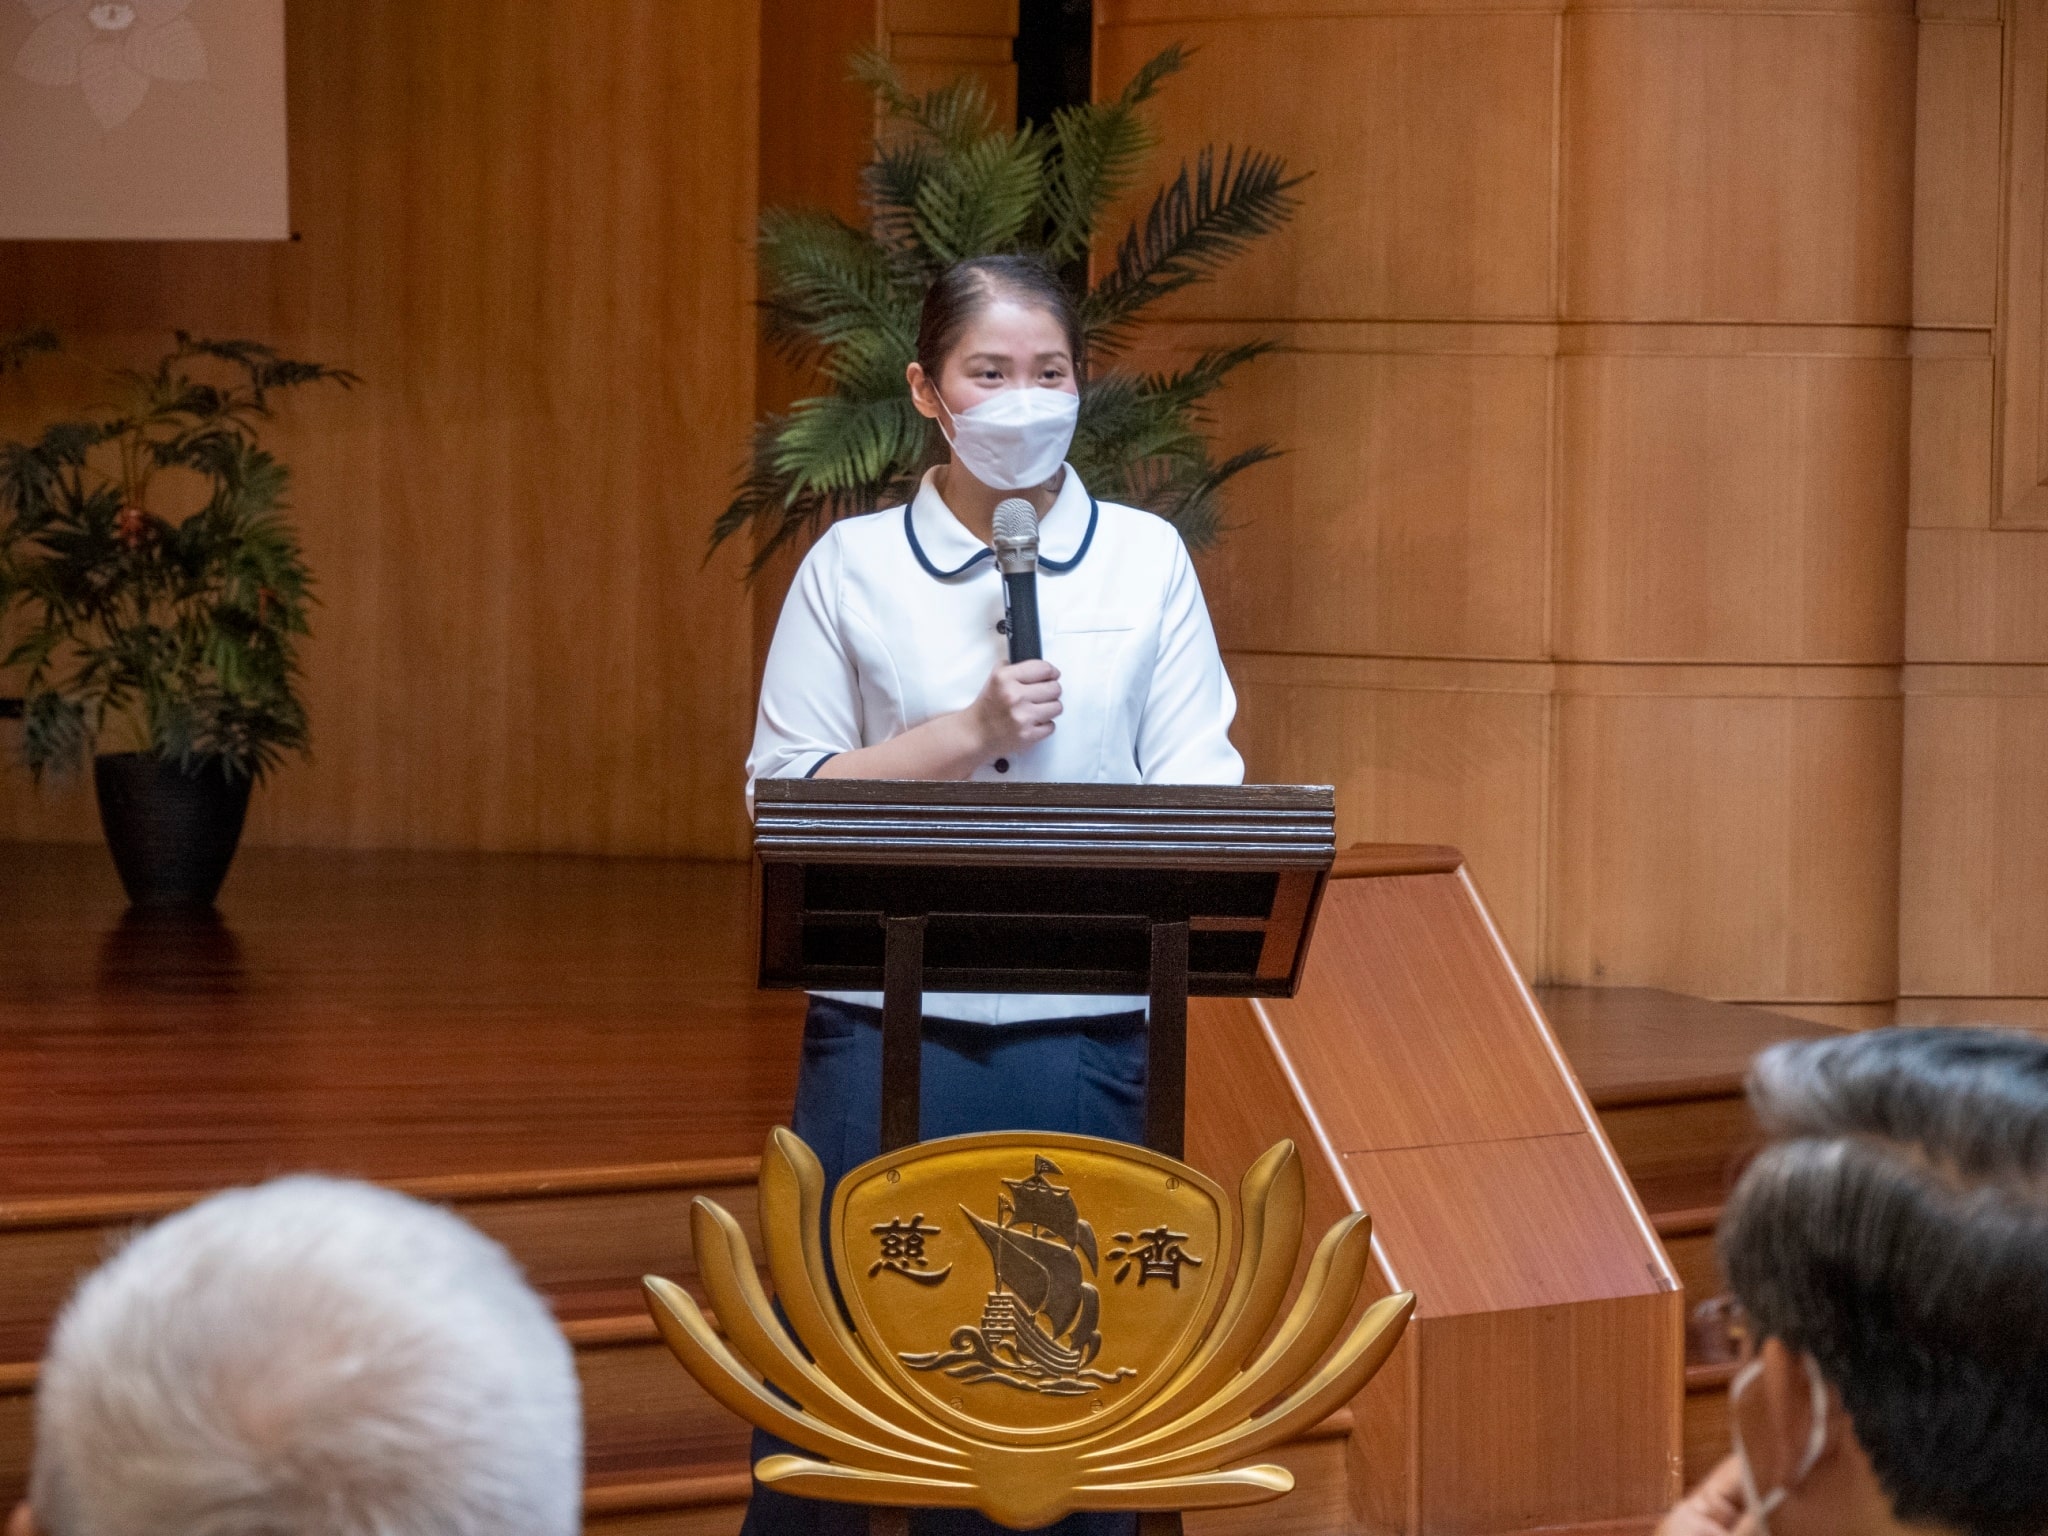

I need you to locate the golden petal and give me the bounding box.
[1092,1211,1377,1464]
[641,1276,954,1479]
[1094,1291,1415,1481]
[687,1199,965,1465]
[754,1456,979,1506]
[1072,1465,1295,1509]
[756,1128,968,1445]
[1074,1139,1304,1452]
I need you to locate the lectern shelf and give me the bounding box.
[753,780,1336,1158]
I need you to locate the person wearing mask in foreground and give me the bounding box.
[8,1175,582,1536]
[1658,1027,2048,1536]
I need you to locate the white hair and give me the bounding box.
[30,1176,582,1536]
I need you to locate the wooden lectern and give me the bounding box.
[753,779,1337,1159]
[743,780,1346,1534]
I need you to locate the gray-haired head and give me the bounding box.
[1719,1028,2048,1536]
[30,1175,582,1536]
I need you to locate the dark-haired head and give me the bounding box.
[1717,1027,2048,1536]
[914,255,1085,386]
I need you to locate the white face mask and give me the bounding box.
[1731,1352,1831,1536]
[935,386,1079,491]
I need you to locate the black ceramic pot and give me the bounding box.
[93,752,253,909]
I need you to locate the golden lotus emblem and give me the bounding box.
[644,1129,1414,1530]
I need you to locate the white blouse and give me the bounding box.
[747,464,1244,1024]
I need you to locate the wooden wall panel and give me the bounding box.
[1910,344,1996,530]
[1899,0,2048,1017]
[1563,11,1916,324]
[1102,16,1558,321]
[1553,2,1914,1002]
[1913,22,2002,328]
[1104,0,1919,1010]
[1906,529,2048,662]
[1996,0,2048,525]
[1900,670,2048,999]
[883,0,1018,118]
[752,0,886,687]
[1167,331,1551,660]
[1550,668,1903,1002]
[1225,654,1550,968]
[0,0,761,857]
[1898,998,2048,1031]
[1558,341,1910,663]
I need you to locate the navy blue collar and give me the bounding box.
[905,497,1099,582]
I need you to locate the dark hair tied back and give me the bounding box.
[915,256,1086,384]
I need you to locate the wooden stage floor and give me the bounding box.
[0,843,805,1203]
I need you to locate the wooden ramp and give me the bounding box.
[1188,847,1685,1536]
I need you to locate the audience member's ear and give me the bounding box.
[7,1500,35,1536]
[1737,1339,1841,1496]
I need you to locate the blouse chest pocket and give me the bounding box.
[1051,612,1139,636]
[1040,613,1152,782]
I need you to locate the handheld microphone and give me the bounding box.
[991,497,1042,663]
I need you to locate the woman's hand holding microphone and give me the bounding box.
[970,659,1061,755]
[810,658,1061,781]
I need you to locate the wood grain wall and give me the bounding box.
[1098,0,1920,1015]
[1898,0,2048,1031]
[0,0,761,858]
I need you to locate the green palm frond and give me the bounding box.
[1035,42,1188,266]
[851,48,999,151]
[1137,341,1276,421]
[774,393,933,499]
[910,130,1047,264]
[759,209,917,361]
[1085,146,1306,360]
[718,44,1301,572]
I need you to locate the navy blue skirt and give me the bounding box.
[740,995,1147,1536]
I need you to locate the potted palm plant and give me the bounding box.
[714,45,1306,570]
[0,331,356,907]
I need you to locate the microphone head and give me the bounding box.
[991,497,1038,544]
[991,497,1039,574]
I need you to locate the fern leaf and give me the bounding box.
[853,48,997,152]
[911,131,1047,264]
[1152,442,1283,548]
[1138,340,1276,418]
[1036,44,1189,265]
[759,208,918,365]
[1084,146,1306,359]
[771,394,931,501]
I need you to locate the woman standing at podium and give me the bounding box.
[742,254,1242,1536]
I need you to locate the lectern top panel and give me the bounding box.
[753,779,1335,870]
[754,781,1336,998]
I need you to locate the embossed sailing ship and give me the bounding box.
[904,1155,1136,1393]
